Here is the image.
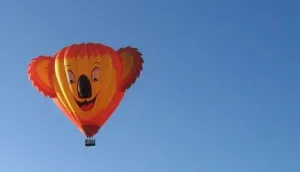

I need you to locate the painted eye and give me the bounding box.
[91,67,100,82]
[66,70,75,84]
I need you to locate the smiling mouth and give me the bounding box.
[74,95,97,111]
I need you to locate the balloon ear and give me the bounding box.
[27,56,56,98]
[117,47,144,92]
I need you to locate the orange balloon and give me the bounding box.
[27,42,144,138]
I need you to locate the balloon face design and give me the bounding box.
[28,43,143,137]
[54,48,119,120]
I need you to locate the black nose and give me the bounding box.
[77,75,92,99]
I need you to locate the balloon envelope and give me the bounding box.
[27,42,144,137]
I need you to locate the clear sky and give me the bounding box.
[0,0,299,171]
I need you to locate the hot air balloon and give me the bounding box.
[27,42,144,147]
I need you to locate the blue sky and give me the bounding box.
[0,0,299,171]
